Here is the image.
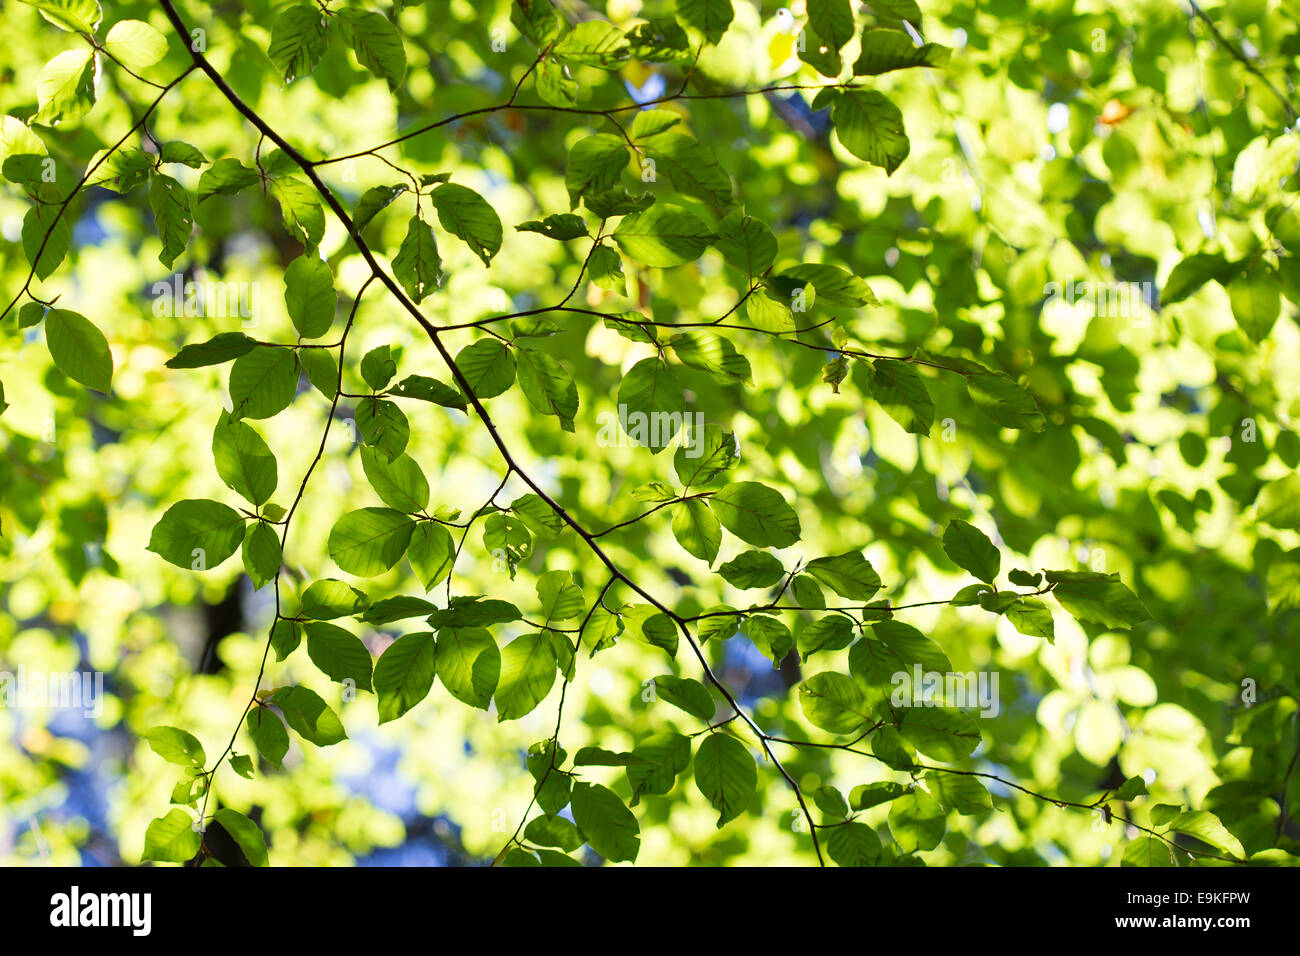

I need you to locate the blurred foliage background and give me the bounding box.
[1,0,1298,866]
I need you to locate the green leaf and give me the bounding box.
[672,498,721,564]
[408,522,455,590]
[433,627,499,709]
[814,785,850,820]
[149,173,193,268]
[213,418,277,506]
[676,0,734,45]
[630,609,680,658]
[894,707,980,761]
[392,215,442,302]
[964,373,1044,431]
[373,631,437,723]
[718,550,785,589]
[1008,568,1042,588]
[456,339,516,399]
[853,29,950,75]
[44,308,113,393]
[714,209,777,277]
[868,360,934,435]
[242,521,281,588]
[798,23,842,77]
[1115,775,1148,801]
[565,134,629,208]
[570,781,640,862]
[652,674,715,721]
[428,597,521,628]
[5,153,53,191]
[360,345,397,390]
[888,789,945,852]
[360,446,428,513]
[1161,252,1245,306]
[355,398,410,461]
[864,0,922,24]
[336,7,406,91]
[779,263,877,307]
[849,621,952,699]
[354,183,408,231]
[644,133,733,207]
[613,205,714,267]
[142,809,200,863]
[269,685,346,746]
[142,726,205,767]
[270,619,302,662]
[104,19,168,69]
[694,733,756,827]
[799,671,871,734]
[1006,597,1054,641]
[525,814,584,851]
[553,20,631,69]
[1257,474,1300,529]
[390,374,466,409]
[1165,810,1244,858]
[158,141,206,168]
[271,176,325,248]
[305,621,373,691]
[668,331,752,385]
[942,519,1000,583]
[633,482,677,503]
[430,183,502,267]
[807,0,854,49]
[165,332,256,366]
[929,773,992,815]
[517,213,589,240]
[494,634,558,720]
[850,782,909,810]
[284,255,336,339]
[360,596,435,625]
[515,346,578,430]
[1122,836,1175,867]
[512,0,562,46]
[212,808,269,867]
[328,507,415,576]
[22,203,69,280]
[617,358,685,452]
[1045,570,1152,629]
[198,158,261,203]
[1230,274,1281,343]
[627,18,691,61]
[626,731,692,804]
[805,551,881,600]
[267,3,328,83]
[83,148,153,192]
[34,49,96,126]
[20,0,102,34]
[674,425,737,488]
[536,570,584,624]
[300,578,367,620]
[797,614,855,660]
[584,187,653,218]
[1151,803,1182,826]
[710,481,800,548]
[828,822,882,866]
[228,346,298,421]
[792,575,826,610]
[148,499,245,570]
[245,707,289,769]
[737,613,791,665]
[831,90,910,174]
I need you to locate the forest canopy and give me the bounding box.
[1,0,1298,868]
